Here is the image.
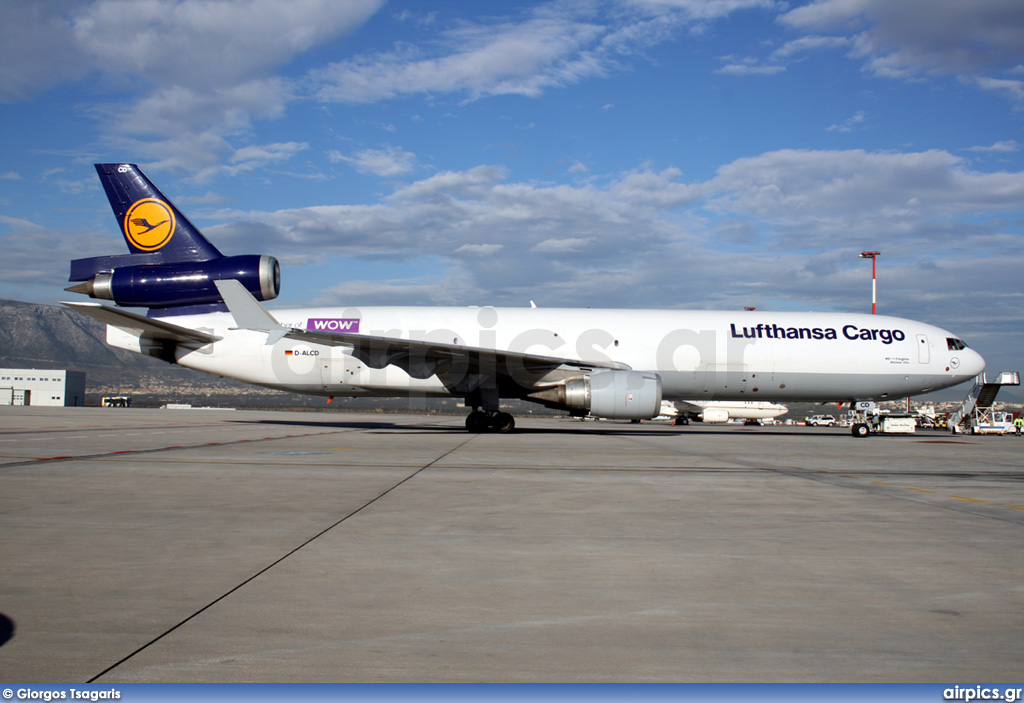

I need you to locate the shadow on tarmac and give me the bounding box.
[229,416,847,437]
[0,613,15,648]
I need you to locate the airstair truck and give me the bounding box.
[947,372,1020,435]
[971,411,1015,435]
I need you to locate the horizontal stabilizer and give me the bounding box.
[214,279,283,332]
[214,278,288,344]
[61,301,220,344]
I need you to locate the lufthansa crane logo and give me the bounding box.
[124,198,175,251]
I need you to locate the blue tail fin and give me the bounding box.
[95,163,222,261]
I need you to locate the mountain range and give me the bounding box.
[0,298,303,407]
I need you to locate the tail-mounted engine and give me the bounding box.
[529,370,662,420]
[67,254,279,310]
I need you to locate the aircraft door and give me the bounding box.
[916,334,930,364]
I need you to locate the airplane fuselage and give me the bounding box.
[109,306,984,403]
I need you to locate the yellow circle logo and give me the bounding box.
[124,198,175,251]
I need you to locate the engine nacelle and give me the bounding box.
[68,254,279,309]
[530,370,662,420]
[699,408,730,424]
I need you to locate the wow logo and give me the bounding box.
[124,198,176,251]
[307,318,360,333]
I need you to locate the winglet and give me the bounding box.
[214,279,287,345]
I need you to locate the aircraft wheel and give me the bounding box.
[491,412,515,433]
[466,411,489,433]
[851,423,870,438]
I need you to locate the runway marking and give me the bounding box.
[951,495,987,503]
[904,487,935,493]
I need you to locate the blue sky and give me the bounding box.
[1,0,1022,384]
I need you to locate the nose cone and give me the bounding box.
[958,347,986,379]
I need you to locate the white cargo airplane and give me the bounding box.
[64,164,985,436]
[658,400,788,424]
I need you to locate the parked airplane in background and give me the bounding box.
[64,164,985,435]
[657,400,788,425]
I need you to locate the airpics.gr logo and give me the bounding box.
[123,198,176,251]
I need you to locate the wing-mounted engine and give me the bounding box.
[528,370,662,420]
[699,407,730,423]
[67,254,280,310]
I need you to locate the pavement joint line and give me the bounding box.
[0,428,365,470]
[86,431,480,684]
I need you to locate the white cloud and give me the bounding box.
[715,62,786,76]
[0,2,88,102]
[771,34,851,58]
[73,0,383,90]
[627,0,778,22]
[972,76,1024,104]
[312,0,781,104]
[966,140,1020,153]
[210,148,1023,341]
[530,237,593,253]
[313,13,609,103]
[827,110,867,132]
[455,243,504,256]
[0,0,383,101]
[706,148,1024,224]
[329,145,417,177]
[780,0,1024,85]
[0,1,383,176]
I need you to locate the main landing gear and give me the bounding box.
[465,409,516,433]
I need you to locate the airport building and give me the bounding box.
[0,369,86,407]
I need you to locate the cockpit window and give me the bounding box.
[947,338,967,351]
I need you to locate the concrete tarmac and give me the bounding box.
[0,406,1021,682]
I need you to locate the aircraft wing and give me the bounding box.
[287,325,630,376]
[213,280,630,381]
[62,301,221,345]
